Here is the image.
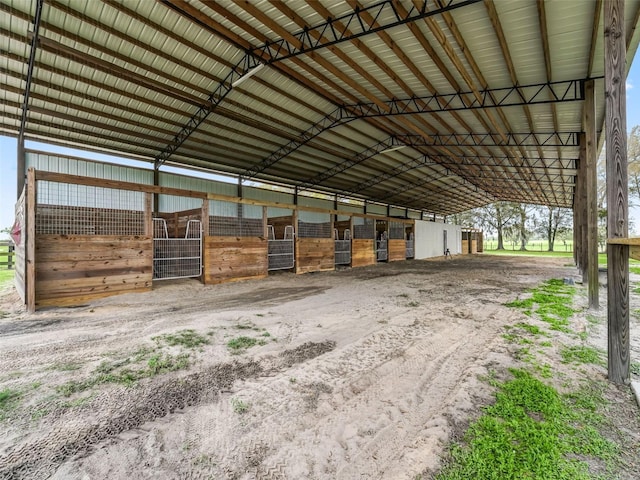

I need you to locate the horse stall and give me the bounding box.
[334,215,352,266]
[388,221,407,262]
[203,200,267,284]
[153,200,203,281]
[267,209,296,272]
[352,216,376,267]
[375,219,388,262]
[32,172,153,308]
[296,210,335,274]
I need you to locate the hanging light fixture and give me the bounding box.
[232,63,266,88]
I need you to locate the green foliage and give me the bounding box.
[231,397,249,414]
[153,329,209,349]
[227,336,258,352]
[0,388,21,418]
[505,279,577,331]
[560,346,605,366]
[436,370,617,480]
[630,362,640,376]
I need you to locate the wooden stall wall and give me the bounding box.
[351,239,375,267]
[461,240,469,254]
[13,188,26,303]
[388,239,406,261]
[296,238,335,274]
[203,236,268,284]
[35,235,153,307]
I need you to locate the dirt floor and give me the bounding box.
[0,255,638,480]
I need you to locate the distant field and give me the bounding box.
[483,240,573,253]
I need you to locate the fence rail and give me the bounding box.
[0,240,15,270]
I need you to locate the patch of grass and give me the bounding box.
[153,329,209,349]
[48,362,82,372]
[227,336,258,352]
[539,340,553,348]
[231,397,249,414]
[506,279,577,332]
[629,362,640,376]
[560,345,605,366]
[407,301,420,307]
[436,369,617,480]
[629,266,640,275]
[56,352,191,397]
[0,388,21,418]
[515,322,543,336]
[397,293,410,298]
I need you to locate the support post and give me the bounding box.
[26,168,36,313]
[584,79,599,309]
[576,135,587,278]
[604,0,630,385]
[201,198,209,239]
[143,193,153,237]
[153,165,160,214]
[17,138,25,200]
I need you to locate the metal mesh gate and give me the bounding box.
[153,218,202,280]
[268,225,295,271]
[406,233,415,259]
[335,228,351,265]
[376,235,388,262]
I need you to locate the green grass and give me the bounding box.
[153,329,209,349]
[0,269,14,287]
[0,388,21,418]
[436,369,618,480]
[231,397,249,414]
[226,336,265,353]
[560,345,605,366]
[505,279,577,332]
[631,362,640,376]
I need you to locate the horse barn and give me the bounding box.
[1,0,639,387]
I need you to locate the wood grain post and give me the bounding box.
[605,0,630,385]
[26,168,36,313]
[576,135,586,276]
[584,79,599,309]
[143,193,153,237]
[201,198,209,239]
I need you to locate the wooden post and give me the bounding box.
[576,135,587,278]
[262,206,268,239]
[292,209,299,273]
[584,79,599,309]
[144,193,153,237]
[26,168,36,313]
[604,0,630,385]
[201,198,209,239]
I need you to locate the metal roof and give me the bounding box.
[3,0,640,215]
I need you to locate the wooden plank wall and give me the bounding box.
[295,238,335,274]
[203,236,268,284]
[388,239,406,262]
[471,240,478,254]
[461,240,469,254]
[351,239,375,267]
[13,189,26,303]
[35,234,152,307]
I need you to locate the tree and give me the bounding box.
[534,206,572,251]
[474,202,520,250]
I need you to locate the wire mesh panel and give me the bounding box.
[298,210,331,238]
[335,240,351,265]
[36,181,145,235]
[389,221,405,239]
[209,201,264,236]
[268,238,295,270]
[353,217,375,239]
[153,220,202,280]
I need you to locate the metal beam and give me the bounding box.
[155,0,481,166]
[17,0,44,198]
[241,79,588,180]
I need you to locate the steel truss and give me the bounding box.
[241,79,587,180]
[155,0,480,167]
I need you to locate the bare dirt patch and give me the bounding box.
[0,255,638,479]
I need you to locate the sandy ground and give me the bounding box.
[0,255,638,480]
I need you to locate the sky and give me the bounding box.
[3,59,640,236]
